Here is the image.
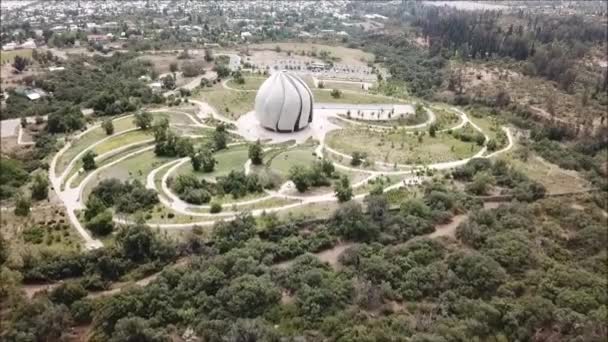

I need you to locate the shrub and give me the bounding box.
[210,202,222,213]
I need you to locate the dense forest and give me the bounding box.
[358,3,607,98]
[1,179,606,341]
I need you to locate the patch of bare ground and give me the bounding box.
[429,214,467,239]
[281,290,295,305]
[274,242,356,270]
[0,63,43,89]
[66,324,92,342]
[571,203,585,211]
[413,36,429,48]
[23,283,60,299]
[0,137,21,154]
[483,201,501,210]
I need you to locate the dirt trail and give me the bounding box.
[22,258,190,300]
[429,214,467,239]
[87,258,189,299]
[274,242,355,270]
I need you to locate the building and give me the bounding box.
[254,71,314,132]
[87,34,111,43]
[2,42,17,50]
[20,39,36,49]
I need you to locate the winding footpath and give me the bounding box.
[49,87,515,247]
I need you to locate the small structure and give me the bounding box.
[148,82,163,93]
[15,87,47,101]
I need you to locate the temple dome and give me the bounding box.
[254,71,314,132]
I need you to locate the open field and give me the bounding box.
[70,142,155,188]
[320,80,371,92]
[0,204,82,259]
[173,145,249,180]
[91,130,152,156]
[137,53,211,75]
[195,85,256,119]
[83,150,174,200]
[500,149,591,193]
[154,111,198,125]
[248,43,374,66]
[313,89,400,104]
[269,147,318,176]
[55,115,137,176]
[1,48,33,63]
[225,76,266,91]
[430,106,461,129]
[326,126,482,165]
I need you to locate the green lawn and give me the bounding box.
[153,111,197,125]
[321,81,371,92]
[430,106,461,129]
[270,147,318,176]
[195,85,256,120]
[313,90,399,105]
[1,49,33,64]
[326,127,483,165]
[467,114,505,144]
[56,115,136,176]
[69,142,155,189]
[225,77,267,91]
[173,145,249,180]
[91,130,152,156]
[82,150,174,201]
[248,43,374,65]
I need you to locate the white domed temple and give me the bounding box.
[254,71,314,132]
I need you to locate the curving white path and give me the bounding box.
[50,91,515,243]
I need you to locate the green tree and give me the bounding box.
[429,123,438,137]
[214,64,231,78]
[49,282,87,306]
[0,158,28,200]
[330,88,342,98]
[191,148,216,172]
[12,55,29,73]
[331,201,377,241]
[110,316,169,342]
[102,119,114,135]
[204,48,214,62]
[211,213,256,252]
[82,150,97,171]
[115,224,158,262]
[334,176,353,202]
[86,210,114,236]
[169,62,178,73]
[133,111,153,130]
[350,151,365,166]
[289,165,311,192]
[217,274,281,318]
[84,195,107,221]
[248,140,263,165]
[14,194,31,216]
[466,172,494,195]
[161,74,175,90]
[213,124,228,150]
[31,173,49,201]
